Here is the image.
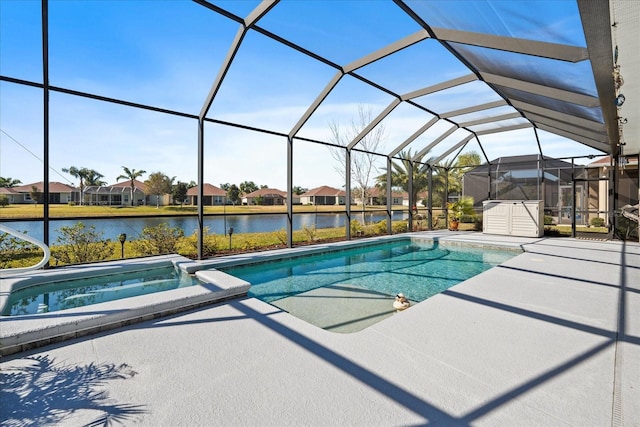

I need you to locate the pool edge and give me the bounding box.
[0,255,250,357]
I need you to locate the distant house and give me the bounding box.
[186,184,226,206]
[354,187,406,206]
[242,188,289,205]
[11,181,76,204]
[84,180,148,206]
[300,186,347,205]
[405,191,429,208]
[0,187,20,204]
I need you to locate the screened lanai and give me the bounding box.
[0,0,638,257]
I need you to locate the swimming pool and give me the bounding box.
[0,235,524,354]
[2,266,200,316]
[221,239,521,332]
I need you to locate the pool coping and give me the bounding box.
[175,232,527,273]
[0,254,250,356]
[0,232,528,356]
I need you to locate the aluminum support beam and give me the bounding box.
[199,0,276,118]
[413,125,458,161]
[290,71,343,137]
[42,0,50,248]
[533,129,545,205]
[345,148,351,240]
[535,123,609,153]
[199,26,246,118]
[433,27,589,62]
[347,98,402,150]
[510,99,606,132]
[431,134,474,164]
[343,29,429,73]
[427,166,433,229]
[196,23,245,258]
[197,119,204,259]
[243,0,278,27]
[482,72,600,108]
[389,117,439,157]
[457,112,522,128]
[401,74,477,100]
[193,2,277,255]
[577,0,620,156]
[440,100,507,119]
[386,156,392,234]
[407,161,414,229]
[524,113,608,143]
[286,135,293,247]
[475,123,532,136]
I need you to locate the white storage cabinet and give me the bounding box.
[482,200,544,238]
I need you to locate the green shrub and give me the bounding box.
[0,231,42,268]
[178,227,219,257]
[241,238,257,251]
[273,228,287,246]
[133,223,184,255]
[0,195,9,207]
[350,219,363,235]
[373,220,387,235]
[590,217,605,227]
[544,215,554,225]
[615,216,638,241]
[52,222,113,264]
[392,221,409,234]
[302,225,317,242]
[67,201,76,206]
[473,217,483,231]
[459,214,475,223]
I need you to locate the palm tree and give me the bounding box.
[448,151,481,197]
[116,166,146,206]
[377,149,434,207]
[62,167,105,205]
[84,169,106,186]
[0,177,22,188]
[62,166,90,205]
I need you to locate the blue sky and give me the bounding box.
[0,0,602,191]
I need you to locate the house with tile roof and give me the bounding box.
[351,187,430,207]
[0,187,21,204]
[242,188,289,205]
[84,179,148,206]
[353,187,406,206]
[10,181,77,204]
[186,184,227,206]
[300,186,348,205]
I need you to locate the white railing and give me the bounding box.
[0,224,51,277]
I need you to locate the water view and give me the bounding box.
[2,211,408,242]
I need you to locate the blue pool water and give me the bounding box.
[3,267,200,316]
[222,240,520,304]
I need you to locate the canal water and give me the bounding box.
[2,211,408,242]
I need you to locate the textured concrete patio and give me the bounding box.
[1,233,638,426]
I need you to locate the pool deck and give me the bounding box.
[1,232,639,426]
